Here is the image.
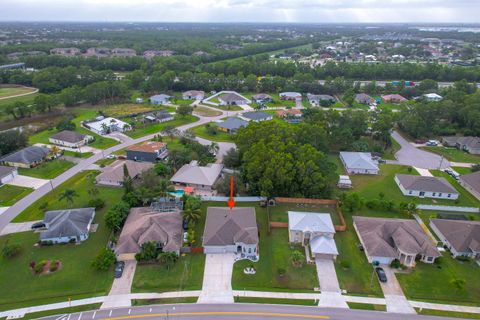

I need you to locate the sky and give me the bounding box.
[0,0,479,23]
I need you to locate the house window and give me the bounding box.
[439,193,442,197]
[426,256,433,262]
[447,194,451,198]
[432,193,436,196]
[408,190,412,195]
[248,248,251,254]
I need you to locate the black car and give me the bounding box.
[114,261,125,278]
[375,267,387,283]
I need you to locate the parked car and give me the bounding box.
[375,267,387,282]
[114,261,125,278]
[106,155,116,159]
[182,219,189,231]
[415,139,426,144]
[426,140,438,146]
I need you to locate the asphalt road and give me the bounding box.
[317,80,479,89]
[38,303,458,320]
[0,106,240,234]
[388,131,450,170]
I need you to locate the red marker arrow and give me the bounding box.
[228,175,235,209]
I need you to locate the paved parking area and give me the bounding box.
[379,266,416,314]
[315,258,348,308]
[6,175,48,189]
[197,253,235,304]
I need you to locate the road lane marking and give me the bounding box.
[92,311,96,319]
[103,311,330,319]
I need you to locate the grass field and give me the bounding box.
[235,297,317,306]
[397,253,480,305]
[211,104,243,111]
[126,115,198,139]
[0,94,37,121]
[193,106,222,117]
[132,253,205,293]
[62,151,94,158]
[0,185,33,207]
[421,147,480,164]
[0,171,121,310]
[189,123,235,143]
[430,170,480,207]
[132,297,198,306]
[18,159,74,179]
[0,86,36,98]
[415,308,480,319]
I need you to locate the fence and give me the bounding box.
[200,196,266,202]
[417,204,479,213]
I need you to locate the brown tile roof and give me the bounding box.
[353,216,439,258]
[116,207,182,255]
[276,109,302,117]
[127,141,166,153]
[203,207,258,246]
[430,219,480,254]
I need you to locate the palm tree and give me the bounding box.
[182,208,202,224]
[58,189,79,207]
[209,142,219,155]
[88,187,99,198]
[100,122,109,134]
[50,145,61,157]
[157,252,178,270]
[290,250,304,268]
[404,202,419,217]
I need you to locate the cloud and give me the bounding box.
[0,0,478,22]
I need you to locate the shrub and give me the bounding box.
[88,198,105,210]
[29,261,36,269]
[390,259,401,269]
[340,260,351,269]
[35,260,48,274]
[1,242,22,259]
[456,255,471,262]
[450,278,466,290]
[135,241,159,262]
[434,256,443,265]
[49,262,59,272]
[39,202,49,212]
[92,248,116,271]
[277,267,286,276]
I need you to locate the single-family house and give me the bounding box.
[339,151,379,175]
[49,130,93,149]
[182,90,205,100]
[353,216,440,267]
[115,207,183,261]
[111,48,136,57]
[239,111,273,122]
[441,136,480,155]
[32,208,95,244]
[423,93,443,102]
[394,174,459,200]
[0,146,51,168]
[170,160,223,193]
[217,118,248,134]
[203,207,259,261]
[459,171,480,200]
[279,92,302,101]
[219,92,248,106]
[143,110,174,123]
[0,165,18,185]
[127,141,168,162]
[355,93,375,105]
[288,211,338,260]
[307,94,336,106]
[276,109,303,123]
[252,93,272,104]
[83,117,131,135]
[150,94,172,105]
[430,219,480,261]
[381,94,407,103]
[95,160,153,187]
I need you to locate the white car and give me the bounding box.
[106,155,116,159]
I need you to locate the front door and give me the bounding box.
[237,245,242,253]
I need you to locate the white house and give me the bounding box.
[430,219,480,261]
[423,93,443,102]
[49,130,93,149]
[182,90,205,100]
[339,152,379,175]
[83,117,131,135]
[0,165,18,185]
[288,211,338,260]
[394,174,459,200]
[149,94,171,105]
[203,207,259,261]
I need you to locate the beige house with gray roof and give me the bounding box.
[459,171,480,200]
[353,216,439,267]
[203,207,259,261]
[170,160,223,193]
[395,174,459,200]
[96,160,153,187]
[430,219,480,261]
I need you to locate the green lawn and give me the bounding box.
[132,297,198,306]
[421,147,480,164]
[347,302,386,311]
[125,115,198,139]
[13,170,123,222]
[18,159,74,179]
[235,297,317,306]
[0,86,36,98]
[189,123,235,143]
[211,104,243,111]
[452,167,473,175]
[62,151,94,158]
[0,171,122,310]
[193,106,222,117]
[382,138,401,160]
[0,93,37,121]
[230,202,319,292]
[430,170,480,207]
[132,253,205,293]
[0,185,33,206]
[397,253,480,305]
[415,308,480,319]
[265,94,296,108]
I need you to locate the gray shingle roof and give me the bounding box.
[203,207,258,246]
[96,160,153,184]
[460,171,480,195]
[353,216,439,258]
[219,92,247,104]
[50,130,86,144]
[217,118,248,131]
[40,208,95,240]
[241,111,271,121]
[0,165,16,179]
[430,219,480,254]
[355,93,375,104]
[396,174,458,194]
[170,161,223,187]
[1,146,50,165]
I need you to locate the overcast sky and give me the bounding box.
[0,0,479,23]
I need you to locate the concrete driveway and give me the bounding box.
[379,266,416,314]
[197,253,235,304]
[101,260,137,309]
[315,257,348,308]
[0,221,40,236]
[6,175,48,189]
[390,131,450,170]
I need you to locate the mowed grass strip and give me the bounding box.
[0,185,33,206]
[18,159,74,180]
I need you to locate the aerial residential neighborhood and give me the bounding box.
[0,15,480,320]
